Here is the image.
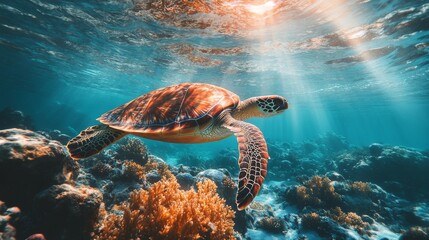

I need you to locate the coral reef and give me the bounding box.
[142,155,173,180]
[301,212,352,239]
[0,127,426,239]
[336,144,429,200]
[122,160,146,182]
[94,177,235,240]
[33,184,103,240]
[266,133,349,181]
[90,162,113,179]
[115,138,149,165]
[285,176,342,209]
[195,169,247,235]
[0,128,77,209]
[328,207,369,234]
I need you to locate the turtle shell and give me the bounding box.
[98,83,240,135]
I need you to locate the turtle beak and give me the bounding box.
[277,97,288,112]
[282,98,288,110]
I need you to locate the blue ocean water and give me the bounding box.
[1,1,429,239]
[1,0,428,151]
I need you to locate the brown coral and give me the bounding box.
[116,138,148,165]
[287,176,342,209]
[256,216,286,234]
[122,160,146,182]
[90,162,113,178]
[94,177,235,240]
[223,175,236,190]
[329,207,368,235]
[350,181,371,195]
[143,157,173,179]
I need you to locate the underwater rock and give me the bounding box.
[266,133,349,182]
[176,172,195,190]
[336,145,429,200]
[46,130,71,145]
[325,171,346,181]
[208,148,240,173]
[76,168,98,187]
[33,184,103,240]
[173,164,205,176]
[400,227,429,240]
[0,128,77,209]
[0,107,34,130]
[146,170,162,183]
[369,143,383,156]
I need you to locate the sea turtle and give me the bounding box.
[67,83,288,210]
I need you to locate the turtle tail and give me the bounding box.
[66,124,127,160]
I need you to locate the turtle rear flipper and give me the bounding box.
[66,125,127,160]
[223,115,269,210]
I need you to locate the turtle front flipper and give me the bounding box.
[66,124,127,160]
[223,116,269,210]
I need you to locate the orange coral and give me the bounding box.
[116,138,148,165]
[329,207,368,234]
[287,176,341,208]
[143,157,173,179]
[94,177,235,240]
[123,161,146,182]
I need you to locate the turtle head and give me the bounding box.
[232,95,288,120]
[256,95,288,116]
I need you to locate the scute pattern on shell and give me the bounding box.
[98,83,240,133]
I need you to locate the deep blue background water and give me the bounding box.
[1,0,428,153]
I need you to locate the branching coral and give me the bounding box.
[349,181,371,195]
[121,156,173,183]
[329,207,369,235]
[143,157,173,179]
[223,176,236,190]
[122,161,146,182]
[94,177,235,240]
[90,162,113,178]
[287,176,341,209]
[116,138,148,165]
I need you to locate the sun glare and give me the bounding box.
[245,1,276,15]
